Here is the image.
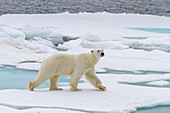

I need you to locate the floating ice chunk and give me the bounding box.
[123,37,170,52]
[147,81,169,86]
[0,25,58,54]
[96,49,170,72]
[0,43,50,66]
[82,34,102,42]
[33,37,55,48]
[0,26,24,46]
[82,40,128,49]
[0,26,25,39]
[16,63,41,71]
[57,39,82,49]
[14,37,57,54]
[20,26,64,45]
[0,33,11,44]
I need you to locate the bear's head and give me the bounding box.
[91,49,104,59]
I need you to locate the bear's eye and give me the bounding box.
[98,50,100,52]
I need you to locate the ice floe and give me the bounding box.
[1,12,170,113]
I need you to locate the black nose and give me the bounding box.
[101,53,104,57]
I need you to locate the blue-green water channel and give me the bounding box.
[0,66,84,90]
[133,105,170,113]
[130,28,170,34]
[119,79,170,88]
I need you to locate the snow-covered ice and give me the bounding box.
[0,74,170,113]
[0,12,170,113]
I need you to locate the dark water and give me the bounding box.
[0,0,170,16]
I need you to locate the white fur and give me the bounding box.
[29,49,106,91]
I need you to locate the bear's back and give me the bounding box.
[45,53,77,64]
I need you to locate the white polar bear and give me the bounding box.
[29,49,106,91]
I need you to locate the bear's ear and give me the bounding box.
[91,50,94,53]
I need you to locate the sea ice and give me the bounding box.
[0,12,170,113]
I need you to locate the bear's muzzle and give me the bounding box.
[101,53,104,57]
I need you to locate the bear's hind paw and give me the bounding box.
[29,81,34,91]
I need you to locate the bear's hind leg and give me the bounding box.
[29,74,50,91]
[49,75,63,91]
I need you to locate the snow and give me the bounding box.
[0,12,170,113]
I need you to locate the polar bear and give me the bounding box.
[29,49,106,91]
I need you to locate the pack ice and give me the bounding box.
[0,12,170,113]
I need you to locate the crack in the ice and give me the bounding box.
[118,78,170,88]
[0,103,109,113]
[18,61,42,64]
[96,68,170,75]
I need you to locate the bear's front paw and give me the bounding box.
[50,88,63,91]
[71,87,82,91]
[96,82,106,91]
[98,85,106,91]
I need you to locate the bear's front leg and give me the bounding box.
[69,75,82,91]
[69,70,84,91]
[49,75,63,91]
[85,68,106,91]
